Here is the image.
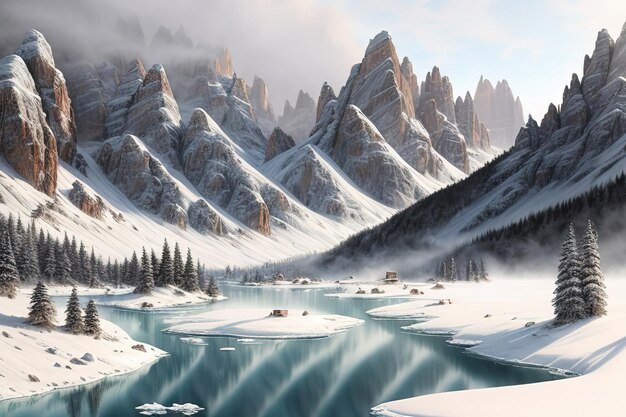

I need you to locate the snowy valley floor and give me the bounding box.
[0,288,166,402]
[368,278,626,417]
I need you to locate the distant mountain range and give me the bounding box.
[0,25,528,267]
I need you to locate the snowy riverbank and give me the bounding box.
[369,278,626,416]
[0,290,166,402]
[163,308,364,339]
[95,285,227,311]
[325,282,427,300]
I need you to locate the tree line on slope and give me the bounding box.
[0,214,220,299]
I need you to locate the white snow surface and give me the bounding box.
[0,290,166,402]
[163,308,363,339]
[95,285,226,310]
[369,278,626,417]
[135,402,204,416]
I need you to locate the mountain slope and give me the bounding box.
[320,24,626,272]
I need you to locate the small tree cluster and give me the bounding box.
[553,221,607,326]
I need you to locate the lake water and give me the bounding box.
[0,284,562,417]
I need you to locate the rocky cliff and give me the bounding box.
[278,90,316,143]
[249,75,277,137]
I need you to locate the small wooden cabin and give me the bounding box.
[382,271,398,284]
[271,309,288,317]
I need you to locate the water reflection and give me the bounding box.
[0,285,561,417]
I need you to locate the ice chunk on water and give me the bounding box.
[135,402,204,415]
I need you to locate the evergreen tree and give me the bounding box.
[465,259,475,281]
[553,224,586,325]
[83,300,101,336]
[173,243,183,287]
[55,248,73,283]
[150,249,159,278]
[580,220,607,317]
[7,214,20,256]
[157,239,173,286]
[206,274,219,297]
[181,249,199,292]
[120,258,129,285]
[449,258,457,281]
[112,260,120,288]
[0,231,20,298]
[17,229,39,282]
[126,251,140,286]
[65,286,83,334]
[70,236,79,281]
[37,229,46,271]
[78,243,91,284]
[134,248,154,294]
[197,260,205,286]
[28,281,56,327]
[89,248,97,284]
[479,258,489,281]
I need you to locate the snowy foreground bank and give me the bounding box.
[369,278,626,416]
[95,285,227,310]
[0,291,166,402]
[163,308,364,339]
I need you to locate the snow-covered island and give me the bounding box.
[96,285,226,311]
[0,290,166,402]
[368,276,626,417]
[163,308,364,339]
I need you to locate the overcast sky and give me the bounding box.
[1,0,626,119]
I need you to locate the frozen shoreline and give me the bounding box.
[0,290,166,403]
[369,278,626,417]
[95,285,227,311]
[162,308,364,339]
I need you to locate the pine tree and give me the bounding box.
[126,251,140,286]
[150,249,159,278]
[449,258,457,281]
[173,243,183,287]
[181,249,199,292]
[0,231,20,298]
[157,239,173,286]
[553,224,586,325]
[65,286,83,334]
[83,300,101,337]
[89,248,97,285]
[37,229,46,272]
[134,248,154,294]
[465,259,475,281]
[580,220,607,317]
[197,260,205,286]
[55,248,73,283]
[206,274,219,297]
[479,258,489,281]
[17,228,40,282]
[112,260,120,288]
[28,281,56,327]
[78,242,91,284]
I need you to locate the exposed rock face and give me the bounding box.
[455,92,491,150]
[66,61,118,142]
[105,59,146,138]
[187,199,223,235]
[278,90,316,142]
[264,127,295,162]
[213,47,234,77]
[249,75,276,137]
[323,104,424,208]
[400,57,420,111]
[420,99,469,173]
[181,108,272,235]
[316,82,336,123]
[419,66,456,124]
[68,181,105,219]
[15,30,77,162]
[95,134,187,228]
[123,64,182,166]
[608,22,626,84]
[582,29,615,111]
[474,76,525,149]
[0,54,57,196]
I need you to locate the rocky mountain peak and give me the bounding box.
[295,90,315,111]
[608,22,626,84]
[400,56,420,111]
[316,82,336,123]
[581,29,615,109]
[173,24,193,49]
[419,66,456,123]
[278,92,316,143]
[15,29,77,163]
[0,53,58,196]
[264,127,295,162]
[250,76,272,113]
[214,47,234,77]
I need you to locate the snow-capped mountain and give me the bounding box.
[322,22,626,272]
[0,28,498,267]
